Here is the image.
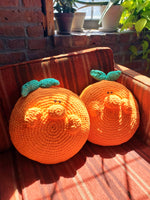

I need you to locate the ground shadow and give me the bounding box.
[0,135,149,200]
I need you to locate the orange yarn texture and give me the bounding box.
[80,80,140,146]
[9,87,90,164]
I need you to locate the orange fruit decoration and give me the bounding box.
[9,78,90,164]
[80,70,140,146]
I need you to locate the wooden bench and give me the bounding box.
[0,47,150,200]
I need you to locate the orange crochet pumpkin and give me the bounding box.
[9,79,90,164]
[80,70,140,146]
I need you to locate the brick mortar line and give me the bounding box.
[0,7,42,11]
[0,23,43,26]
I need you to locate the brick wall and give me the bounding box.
[0,0,149,77]
[0,0,50,65]
[53,32,150,77]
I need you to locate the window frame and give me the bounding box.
[45,0,103,36]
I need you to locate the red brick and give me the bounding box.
[27,50,49,60]
[28,39,46,50]
[0,25,25,37]
[72,35,88,47]
[119,32,138,43]
[0,0,18,7]
[103,33,119,45]
[27,25,44,37]
[89,35,105,46]
[7,39,25,50]
[0,52,26,65]
[0,9,43,23]
[114,53,123,63]
[23,0,41,7]
[25,10,43,23]
[129,32,138,43]
[123,53,131,63]
[54,35,72,47]
[0,40,5,50]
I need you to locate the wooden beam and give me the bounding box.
[45,0,54,36]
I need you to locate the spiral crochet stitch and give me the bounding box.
[9,87,90,164]
[80,80,140,146]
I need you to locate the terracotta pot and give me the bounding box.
[55,13,74,35]
[99,5,123,32]
[71,12,86,32]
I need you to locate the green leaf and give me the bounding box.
[142,40,149,54]
[145,21,150,30]
[106,71,121,81]
[39,78,60,88]
[136,1,149,13]
[147,49,150,55]
[21,80,40,97]
[135,18,147,33]
[90,70,107,81]
[142,10,150,21]
[120,14,136,30]
[129,45,138,56]
[122,0,134,9]
[146,34,150,41]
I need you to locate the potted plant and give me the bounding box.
[76,0,124,32]
[99,0,124,31]
[53,0,77,34]
[71,12,86,32]
[120,0,150,70]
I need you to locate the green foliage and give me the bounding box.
[129,33,150,71]
[53,0,77,13]
[120,0,150,33]
[120,0,150,70]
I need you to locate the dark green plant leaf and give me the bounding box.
[129,45,138,56]
[145,21,150,30]
[142,40,149,55]
[146,34,150,41]
[136,1,150,13]
[142,10,150,21]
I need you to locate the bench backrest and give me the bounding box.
[0,47,115,151]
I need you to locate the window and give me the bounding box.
[45,0,107,35]
[76,0,107,19]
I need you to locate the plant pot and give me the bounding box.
[71,12,86,32]
[55,13,74,35]
[99,5,123,32]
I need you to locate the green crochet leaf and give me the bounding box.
[39,78,60,88]
[90,70,121,81]
[106,71,121,81]
[90,70,107,81]
[21,78,60,97]
[21,80,40,97]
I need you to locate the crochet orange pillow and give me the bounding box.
[9,79,90,164]
[80,70,140,146]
